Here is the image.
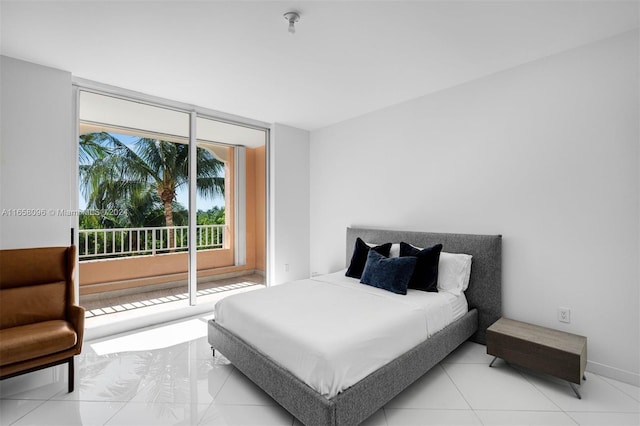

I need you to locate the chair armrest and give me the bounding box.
[67,305,85,354]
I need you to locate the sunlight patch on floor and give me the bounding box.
[85,281,259,318]
[90,319,207,355]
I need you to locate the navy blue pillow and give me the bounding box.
[360,249,417,295]
[345,237,392,279]
[399,242,443,292]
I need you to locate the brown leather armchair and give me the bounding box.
[0,246,84,392]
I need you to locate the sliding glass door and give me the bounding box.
[194,117,267,299]
[77,89,267,318]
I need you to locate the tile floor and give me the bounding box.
[1,315,638,426]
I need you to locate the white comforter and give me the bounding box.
[214,270,466,399]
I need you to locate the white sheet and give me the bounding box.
[214,270,467,399]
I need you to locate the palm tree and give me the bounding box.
[79,132,112,164]
[79,133,225,249]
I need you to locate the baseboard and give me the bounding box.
[587,360,640,387]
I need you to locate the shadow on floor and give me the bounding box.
[81,273,265,318]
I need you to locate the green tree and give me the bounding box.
[79,133,224,248]
[197,206,225,225]
[79,132,112,165]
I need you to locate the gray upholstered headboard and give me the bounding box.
[346,227,502,344]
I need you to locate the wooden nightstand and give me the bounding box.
[486,317,587,399]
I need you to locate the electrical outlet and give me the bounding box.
[558,307,571,323]
[284,264,290,272]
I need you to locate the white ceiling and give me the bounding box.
[1,1,638,131]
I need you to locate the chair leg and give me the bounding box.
[68,357,75,393]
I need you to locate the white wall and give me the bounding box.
[310,31,639,385]
[0,54,314,286]
[0,56,74,248]
[269,123,310,284]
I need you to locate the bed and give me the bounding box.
[208,227,502,425]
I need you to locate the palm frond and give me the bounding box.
[80,133,227,229]
[196,176,225,199]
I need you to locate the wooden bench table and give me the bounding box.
[486,317,587,399]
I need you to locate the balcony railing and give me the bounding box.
[79,224,226,260]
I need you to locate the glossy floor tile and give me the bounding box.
[384,408,482,426]
[12,400,125,426]
[443,362,560,411]
[474,410,577,426]
[1,317,638,426]
[385,365,470,410]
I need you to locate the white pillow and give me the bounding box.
[437,252,473,296]
[403,243,473,295]
[367,242,400,258]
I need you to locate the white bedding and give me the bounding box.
[214,270,468,399]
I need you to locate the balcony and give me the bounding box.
[79,224,226,260]
[75,130,266,331]
[79,224,264,323]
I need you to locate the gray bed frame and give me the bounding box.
[208,227,502,425]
